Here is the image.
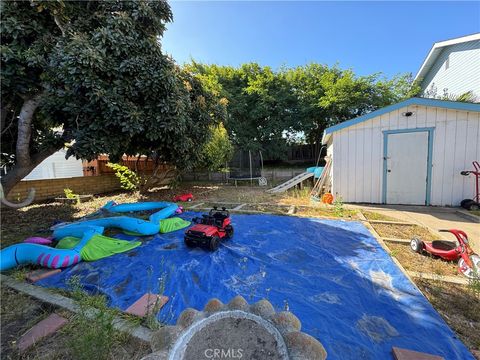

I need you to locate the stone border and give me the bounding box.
[1,274,153,342]
[169,310,289,360]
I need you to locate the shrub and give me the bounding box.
[106,162,140,191]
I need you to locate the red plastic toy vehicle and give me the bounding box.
[173,193,193,202]
[184,207,234,251]
[410,229,480,278]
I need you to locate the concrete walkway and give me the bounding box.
[348,204,480,253]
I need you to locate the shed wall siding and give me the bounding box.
[421,40,480,99]
[331,105,480,205]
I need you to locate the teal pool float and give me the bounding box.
[0,201,180,271]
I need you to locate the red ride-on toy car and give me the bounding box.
[184,207,234,251]
[173,193,194,202]
[410,229,480,278]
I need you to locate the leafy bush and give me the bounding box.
[106,162,140,191]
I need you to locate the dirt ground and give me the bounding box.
[1,183,479,356]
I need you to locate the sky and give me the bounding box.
[162,1,480,78]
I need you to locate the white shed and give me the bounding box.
[322,97,480,206]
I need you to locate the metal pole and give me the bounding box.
[249,150,253,186]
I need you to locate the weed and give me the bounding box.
[333,196,344,217]
[64,188,81,205]
[389,249,399,258]
[67,276,116,360]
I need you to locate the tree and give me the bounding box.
[200,123,234,171]
[186,61,418,159]
[1,0,223,196]
[186,62,301,160]
[285,65,420,143]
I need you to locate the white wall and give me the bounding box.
[23,149,84,180]
[421,40,480,100]
[330,105,480,206]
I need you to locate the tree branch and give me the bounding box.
[16,94,42,167]
[54,15,66,37]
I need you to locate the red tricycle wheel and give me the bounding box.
[458,255,480,279]
[410,237,424,254]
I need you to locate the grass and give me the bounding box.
[416,279,480,350]
[372,223,438,241]
[361,211,398,222]
[0,280,151,360]
[470,210,480,217]
[387,243,460,277]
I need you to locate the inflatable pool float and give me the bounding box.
[0,201,189,271]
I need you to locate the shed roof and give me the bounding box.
[322,97,480,144]
[414,33,480,82]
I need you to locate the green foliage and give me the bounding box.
[186,61,418,159]
[200,123,234,171]
[333,196,345,217]
[64,188,80,204]
[1,1,224,191]
[67,276,115,360]
[106,162,140,191]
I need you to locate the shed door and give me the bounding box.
[386,131,429,205]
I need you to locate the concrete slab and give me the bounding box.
[125,293,169,317]
[17,313,68,353]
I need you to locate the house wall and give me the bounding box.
[330,105,480,206]
[420,40,480,99]
[23,149,84,180]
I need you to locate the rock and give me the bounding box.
[250,299,275,318]
[203,298,224,313]
[176,308,202,329]
[150,325,183,352]
[271,311,301,333]
[284,331,327,360]
[227,295,248,310]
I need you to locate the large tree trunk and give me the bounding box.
[1,95,62,198]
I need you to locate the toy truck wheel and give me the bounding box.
[410,237,424,254]
[225,225,234,239]
[184,237,195,248]
[187,198,192,202]
[209,236,221,251]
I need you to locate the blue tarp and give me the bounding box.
[37,213,473,359]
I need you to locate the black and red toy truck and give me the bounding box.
[184,207,234,251]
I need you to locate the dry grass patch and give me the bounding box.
[295,206,358,219]
[416,279,480,351]
[372,223,438,240]
[387,243,460,277]
[361,211,398,222]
